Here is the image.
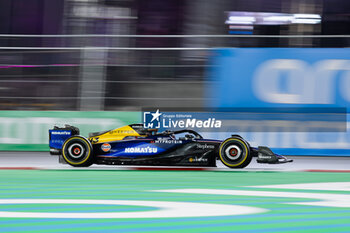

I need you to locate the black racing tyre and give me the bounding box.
[62,136,93,167]
[219,137,252,168]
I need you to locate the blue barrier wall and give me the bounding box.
[208,48,350,156]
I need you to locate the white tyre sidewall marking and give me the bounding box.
[0,199,267,218]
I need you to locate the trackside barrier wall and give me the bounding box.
[207,48,350,156]
[0,111,140,151]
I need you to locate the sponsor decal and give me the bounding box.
[51,140,64,144]
[258,155,272,159]
[189,157,208,162]
[196,144,215,149]
[101,143,111,152]
[155,139,182,144]
[110,130,135,134]
[125,146,158,153]
[51,131,71,135]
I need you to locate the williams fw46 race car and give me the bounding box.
[49,124,293,168]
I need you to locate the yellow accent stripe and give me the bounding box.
[62,137,91,165]
[219,138,248,167]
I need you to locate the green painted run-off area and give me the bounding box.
[0,170,350,232]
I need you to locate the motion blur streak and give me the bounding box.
[0,0,349,111]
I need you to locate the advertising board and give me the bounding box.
[208,48,350,156]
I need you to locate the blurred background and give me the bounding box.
[0,0,349,155]
[0,0,349,111]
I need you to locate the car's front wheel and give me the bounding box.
[62,136,93,167]
[219,137,252,168]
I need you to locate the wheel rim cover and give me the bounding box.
[68,143,85,159]
[225,145,242,160]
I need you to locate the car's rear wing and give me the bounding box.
[49,125,80,155]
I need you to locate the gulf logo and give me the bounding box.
[101,143,111,152]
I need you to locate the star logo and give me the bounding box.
[143,109,162,128]
[150,109,162,122]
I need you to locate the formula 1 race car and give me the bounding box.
[49,124,292,168]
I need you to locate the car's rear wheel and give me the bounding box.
[62,136,93,167]
[219,137,252,168]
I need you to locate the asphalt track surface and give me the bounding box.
[1,152,350,232]
[0,152,349,171]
